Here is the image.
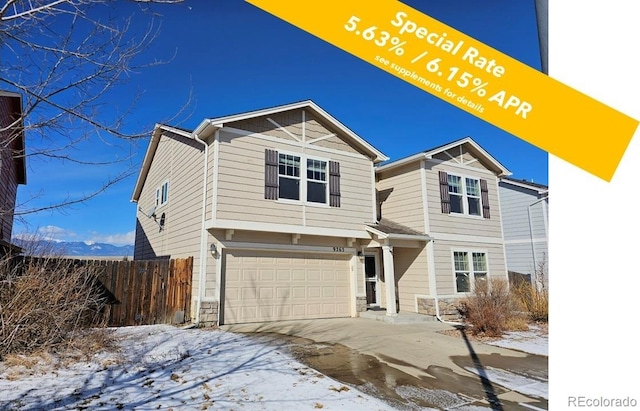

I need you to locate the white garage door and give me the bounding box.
[223,250,351,324]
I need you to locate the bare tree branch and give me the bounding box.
[1,0,191,219]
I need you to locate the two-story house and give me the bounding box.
[0,91,26,255]
[374,138,511,319]
[132,101,511,326]
[498,177,549,287]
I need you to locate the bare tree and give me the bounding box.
[0,0,189,218]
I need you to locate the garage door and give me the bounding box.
[223,250,351,324]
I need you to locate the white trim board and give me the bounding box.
[430,232,504,244]
[206,218,370,239]
[220,241,356,254]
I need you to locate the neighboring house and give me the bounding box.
[132,100,512,325]
[498,177,549,286]
[0,91,26,255]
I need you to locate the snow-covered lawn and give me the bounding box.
[486,324,548,357]
[0,325,396,410]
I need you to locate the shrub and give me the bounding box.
[0,254,111,359]
[511,280,549,323]
[457,277,527,337]
[511,255,549,323]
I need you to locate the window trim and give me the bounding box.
[275,150,331,206]
[451,249,490,293]
[156,180,169,208]
[446,173,483,218]
[277,153,302,201]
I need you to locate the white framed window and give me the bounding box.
[156,181,169,207]
[278,153,301,201]
[306,158,327,204]
[453,250,488,293]
[276,152,330,205]
[266,149,340,207]
[447,174,481,216]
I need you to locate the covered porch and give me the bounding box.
[361,218,433,317]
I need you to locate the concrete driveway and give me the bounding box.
[222,317,548,410]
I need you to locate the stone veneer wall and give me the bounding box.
[417,297,463,321]
[199,301,219,327]
[356,296,367,314]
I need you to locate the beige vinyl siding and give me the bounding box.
[425,162,503,238]
[432,146,493,171]
[394,247,429,313]
[216,131,302,225]
[229,111,301,142]
[376,162,425,232]
[432,239,507,295]
[229,110,365,157]
[304,153,373,230]
[215,129,374,232]
[133,131,213,314]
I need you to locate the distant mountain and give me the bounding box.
[12,239,134,258]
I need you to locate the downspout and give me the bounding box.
[193,123,211,326]
[426,239,464,326]
[527,196,547,286]
[419,159,464,326]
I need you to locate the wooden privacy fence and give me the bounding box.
[93,258,193,327]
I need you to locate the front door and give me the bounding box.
[364,254,379,306]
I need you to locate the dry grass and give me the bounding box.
[0,254,113,360]
[511,281,549,323]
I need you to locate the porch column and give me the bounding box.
[382,245,397,316]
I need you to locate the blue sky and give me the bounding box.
[13,0,546,245]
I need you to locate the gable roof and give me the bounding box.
[376,136,511,177]
[194,100,388,163]
[131,101,388,202]
[0,91,26,184]
[500,176,548,195]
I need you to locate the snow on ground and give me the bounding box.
[0,325,397,410]
[464,366,548,400]
[486,325,548,357]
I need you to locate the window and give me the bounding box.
[156,181,169,207]
[278,154,300,200]
[465,178,481,216]
[448,175,463,214]
[439,171,489,218]
[454,251,488,293]
[266,149,340,207]
[448,175,480,216]
[306,159,327,204]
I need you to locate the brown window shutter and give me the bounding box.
[438,170,450,214]
[480,179,490,219]
[329,161,341,207]
[265,149,279,200]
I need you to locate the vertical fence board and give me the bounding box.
[9,257,194,327]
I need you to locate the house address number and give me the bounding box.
[333,247,345,252]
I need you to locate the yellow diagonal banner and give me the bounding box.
[246,0,638,181]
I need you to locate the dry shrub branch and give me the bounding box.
[512,257,549,323]
[0,254,111,359]
[457,277,528,337]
